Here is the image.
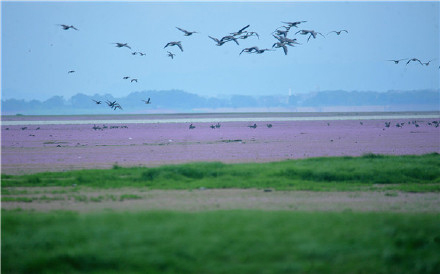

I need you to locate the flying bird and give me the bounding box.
[295,30,325,42]
[272,42,288,55]
[406,58,423,65]
[230,25,250,36]
[273,27,290,37]
[68,70,75,73]
[176,27,198,36]
[387,59,408,64]
[327,30,348,35]
[113,43,131,49]
[106,100,122,110]
[281,21,307,28]
[220,35,240,45]
[208,36,227,46]
[423,59,435,66]
[131,78,138,83]
[255,48,274,54]
[92,99,102,104]
[142,98,151,104]
[58,24,78,31]
[240,46,259,55]
[167,51,175,59]
[164,41,183,52]
[239,32,259,40]
[123,76,130,79]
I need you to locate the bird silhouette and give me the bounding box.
[272,42,288,55]
[295,30,325,42]
[123,76,130,79]
[422,59,435,66]
[240,46,259,55]
[58,24,78,30]
[327,30,348,35]
[68,70,75,73]
[406,58,423,65]
[113,43,131,49]
[254,48,274,54]
[164,41,183,52]
[131,79,138,83]
[230,25,250,36]
[273,27,289,37]
[387,59,408,64]
[176,27,198,36]
[282,21,307,28]
[142,98,151,104]
[238,32,259,40]
[220,35,240,45]
[189,124,196,129]
[167,51,175,59]
[92,99,102,104]
[208,36,227,46]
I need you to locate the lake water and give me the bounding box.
[2,112,439,126]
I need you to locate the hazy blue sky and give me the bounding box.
[1,1,439,101]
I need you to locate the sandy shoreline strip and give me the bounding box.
[3,114,439,126]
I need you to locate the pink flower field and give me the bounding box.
[1,113,439,174]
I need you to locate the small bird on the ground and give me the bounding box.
[58,24,78,30]
[164,41,183,52]
[176,27,198,36]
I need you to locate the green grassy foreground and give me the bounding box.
[2,210,440,273]
[2,153,440,192]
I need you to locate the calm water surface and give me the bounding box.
[2,112,439,126]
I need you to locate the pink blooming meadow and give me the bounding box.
[1,115,439,174]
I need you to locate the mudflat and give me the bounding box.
[1,112,439,174]
[3,187,440,213]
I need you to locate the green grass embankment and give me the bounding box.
[2,153,440,192]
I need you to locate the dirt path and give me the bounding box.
[2,187,440,213]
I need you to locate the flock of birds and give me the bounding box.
[58,21,437,114]
[58,21,351,111]
[387,58,437,67]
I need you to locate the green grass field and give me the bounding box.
[2,153,440,192]
[2,153,440,273]
[2,210,440,273]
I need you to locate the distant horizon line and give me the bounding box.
[2,88,439,102]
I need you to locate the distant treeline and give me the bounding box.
[2,89,439,115]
